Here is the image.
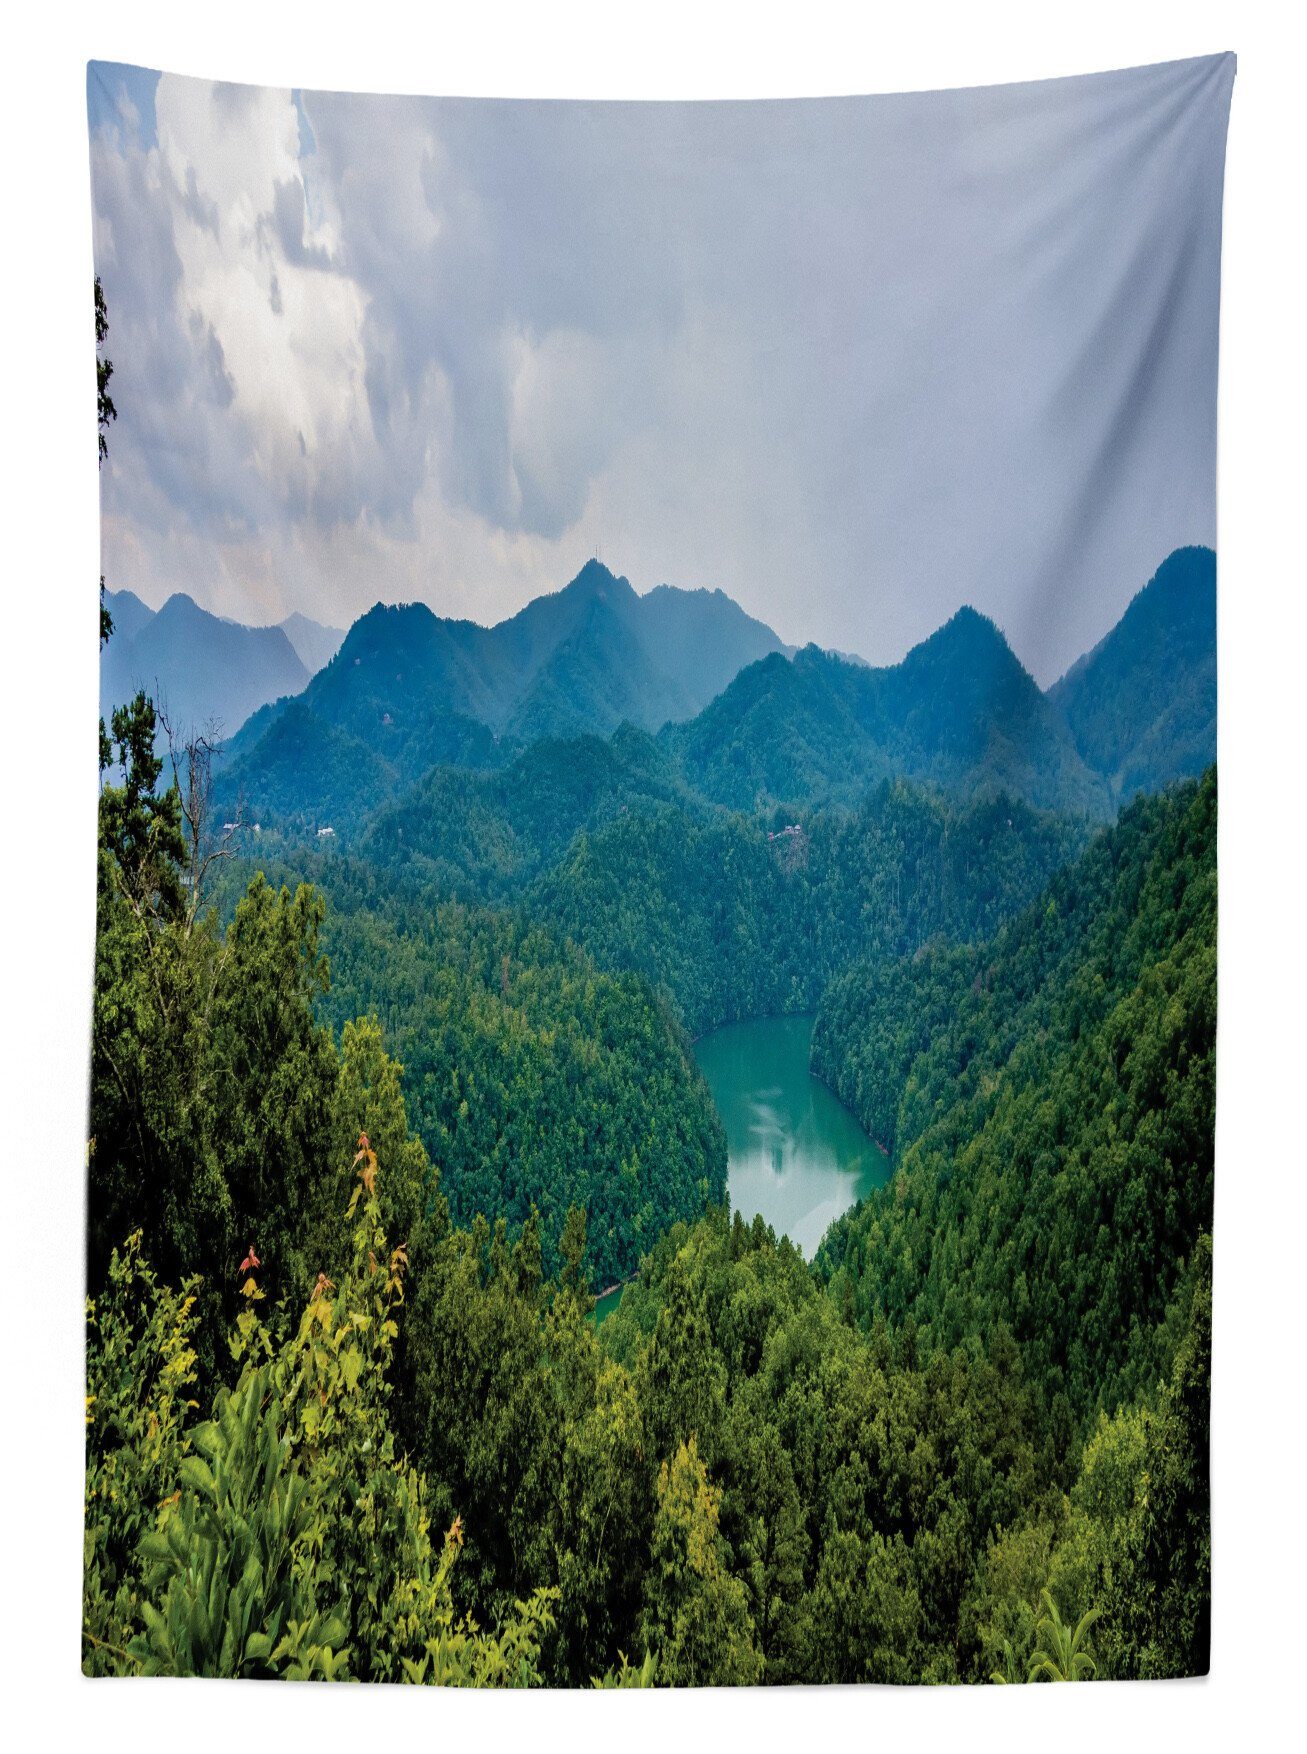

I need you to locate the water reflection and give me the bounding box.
[693,1014,889,1258]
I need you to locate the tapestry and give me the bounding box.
[85,53,1234,1684]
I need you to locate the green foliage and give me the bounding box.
[988,1589,1099,1683]
[98,690,187,923]
[359,724,687,898]
[96,701,722,1323]
[89,862,350,1364]
[640,1436,762,1686]
[86,1146,557,1684]
[662,616,1111,819]
[320,890,726,1285]
[814,773,1216,1438]
[396,1204,654,1683]
[82,1234,201,1673]
[591,1650,659,1687]
[128,1366,354,1680]
[606,1209,1042,1684]
[1026,1590,1101,1681]
[535,780,1080,1037]
[201,725,1082,1303]
[1041,1237,1213,1679]
[91,711,437,1375]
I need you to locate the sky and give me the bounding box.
[88,53,1233,686]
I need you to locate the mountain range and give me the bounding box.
[663,607,1113,818]
[243,559,789,758]
[662,548,1213,821]
[107,547,1215,835]
[210,561,789,824]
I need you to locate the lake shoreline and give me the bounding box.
[692,1013,889,1260]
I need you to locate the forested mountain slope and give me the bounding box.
[812,770,1216,1434]
[214,698,502,835]
[1049,545,1216,802]
[663,611,1112,819]
[234,560,785,761]
[319,887,726,1286]
[533,783,1082,1036]
[198,773,1078,1288]
[358,725,690,898]
[215,561,785,828]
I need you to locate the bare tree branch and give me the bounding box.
[158,702,243,930]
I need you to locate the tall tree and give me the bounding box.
[639,1437,761,1686]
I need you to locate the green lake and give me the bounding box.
[593,1014,888,1323]
[694,1014,889,1258]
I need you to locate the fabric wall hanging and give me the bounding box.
[85,52,1234,1685]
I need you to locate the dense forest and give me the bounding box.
[812,775,1216,1676]
[86,280,1216,1685]
[195,772,1078,1273]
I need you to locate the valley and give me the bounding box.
[90,540,1218,1684]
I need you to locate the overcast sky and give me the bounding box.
[88,53,1233,685]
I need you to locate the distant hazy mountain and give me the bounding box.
[1048,546,1216,803]
[100,592,309,745]
[665,607,1113,819]
[102,587,156,647]
[279,611,346,676]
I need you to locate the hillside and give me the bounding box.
[213,701,401,834]
[359,725,688,898]
[531,781,1082,1036]
[813,769,1215,1435]
[1049,546,1216,801]
[665,610,1112,819]
[214,699,502,834]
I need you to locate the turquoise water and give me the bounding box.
[694,1014,889,1258]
